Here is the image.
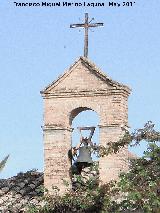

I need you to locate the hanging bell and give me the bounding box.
[76,145,93,164]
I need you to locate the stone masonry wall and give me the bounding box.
[43,127,72,193]
[44,94,128,127]
[43,93,129,192]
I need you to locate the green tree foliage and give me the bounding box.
[0,155,9,172]
[27,122,160,213]
[117,142,160,212]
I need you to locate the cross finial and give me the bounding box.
[70,13,104,58]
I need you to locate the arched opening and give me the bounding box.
[69,107,100,189]
[69,107,92,126]
[70,107,99,157]
[71,108,99,156]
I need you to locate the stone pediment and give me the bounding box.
[41,57,131,97]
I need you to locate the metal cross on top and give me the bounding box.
[70,13,104,58]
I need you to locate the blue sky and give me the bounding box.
[0,0,160,178]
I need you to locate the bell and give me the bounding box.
[76,144,93,164]
[75,126,95,165]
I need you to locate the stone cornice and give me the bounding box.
[41,88,130,99]
[42,125,73,132]
[98,124,130,129]
[98,124,121,128]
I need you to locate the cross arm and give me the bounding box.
[88,23,104,28]
[70,24,85,28]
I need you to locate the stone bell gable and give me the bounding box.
[41,57,131,194]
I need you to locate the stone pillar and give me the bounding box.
[99,125,129,183]
[43,125,72,194]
